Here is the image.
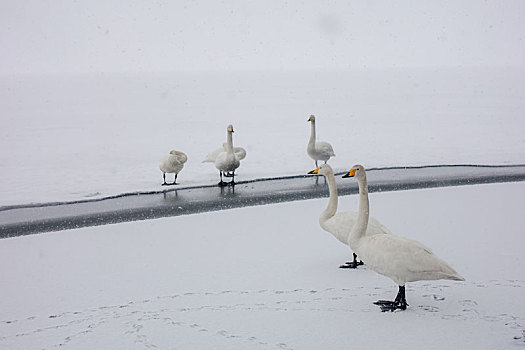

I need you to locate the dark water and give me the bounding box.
[1,164,524,238]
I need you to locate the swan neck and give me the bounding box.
[309,121,316,145]
[320,172,338,222]
[349,177,369,246]
[226,131,234,153]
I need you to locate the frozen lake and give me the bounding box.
[1,181,524,349]
[1,68,524,207]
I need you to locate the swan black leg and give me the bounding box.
[171,173,178,185]
[229,171,236,186]
[162,173,169,186]
[339,253,364,269]
[218,172,228,187]
[374,285,408,312]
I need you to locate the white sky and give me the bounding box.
[1,0,525,74]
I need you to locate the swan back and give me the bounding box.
[160,150,187,174]
[356,234,464,285]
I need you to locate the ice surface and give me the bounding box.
[1,182,524,349]
[1,68,524,207]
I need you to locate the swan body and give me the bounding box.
[207,124,244,186]
[343,164,464,311]
[159,150,187,185]
[309,164,390,268]
[202,143,246,163]
[307,115,335,167]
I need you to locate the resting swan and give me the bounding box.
[308,164,391,268]
[342,164,465,311]
[307,115,335,167]
[207,124,244,187]
[159,150,187,185]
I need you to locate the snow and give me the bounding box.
[1,2,525,347]
[1,182,524,349]
[1,68,525,207]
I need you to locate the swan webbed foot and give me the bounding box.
[339,260,364,269]
[373,300,408,312]
[374,286,408,312]
[339,253,364,269]
[218,181,228,187]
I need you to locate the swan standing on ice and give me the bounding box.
[342,164,464,311]
[159,150,187,186]
[307,115,335,167]
[204,124,245,187]
[308,164,391,268]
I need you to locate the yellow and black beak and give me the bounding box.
[342,168,356,178]
[308,168,320,175]
[228,127,234,133]
[307,116,313,122]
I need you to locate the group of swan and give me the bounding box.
[311,163,464,311]
[159,124,246,187]
[160,116,463,312]
[160,114,334,187]
[308,164,391,268]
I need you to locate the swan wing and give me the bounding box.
[203,145,226,163]
[357,235,463,284]
[234,147,247,160]
[315,141,335,157]
[160,154,185,173]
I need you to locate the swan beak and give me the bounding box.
[308,168,320,175]
[342,169,356,178]
[307,116,313,122]
[228,126,234,133]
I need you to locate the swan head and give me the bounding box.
[227,124,234,133]
[308,163,333,176]
[308,115,316,122]
[342,164,366,180]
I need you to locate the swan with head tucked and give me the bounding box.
[307,115,335,167]
[308,164,391,268]
[159,150,187,185]
[342,164,465,311]
[206,124,243,187]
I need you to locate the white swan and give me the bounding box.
[207,124,243,186]
[307,115,335,167]
[202,143,246,163]
[308,164,391,268]
[159,150,187,185]
[343,164,464,311]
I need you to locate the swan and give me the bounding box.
[202,143,246,163]
[308,164,391,268]
[342,164,464,311]
[159,150,187,185]
[207,124,243,187]
[307,115,335,167]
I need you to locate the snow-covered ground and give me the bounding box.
[1,68,525,207]
[1,181,524,349]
